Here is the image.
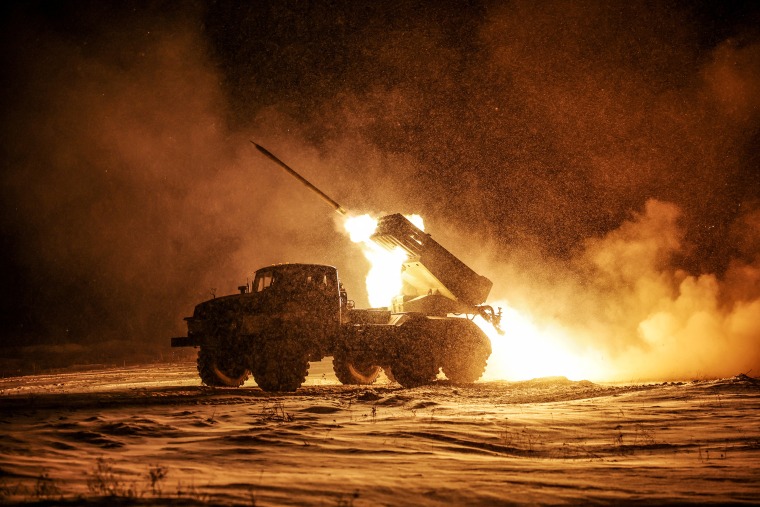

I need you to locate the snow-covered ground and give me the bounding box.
[1,361,758,506]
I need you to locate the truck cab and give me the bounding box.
[252,264,340,308]
[244,263,343,330]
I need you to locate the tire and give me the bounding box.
[333,349,381,385]
[250,337,310,392]
[440,319,491,384]
[390,322,438,388]
[197,346,250,387]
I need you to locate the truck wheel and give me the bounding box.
[197,347,250,387]
[391,354,437,388]
[333,351,380,385]
[390,331,438,388]
[250,339,310,392]
[441,320,492,384]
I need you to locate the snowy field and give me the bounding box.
[1,361,759,506]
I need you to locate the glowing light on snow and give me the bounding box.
[344,214,425,308]
[477,303,611,381]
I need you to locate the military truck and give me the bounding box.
[170,145,502,391]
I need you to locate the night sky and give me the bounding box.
[1,0,758,375]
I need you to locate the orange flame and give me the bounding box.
[344,214,424,308]
[475,305,610,381]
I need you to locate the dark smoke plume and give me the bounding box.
[0,1,362,369]
[1,0,758,378]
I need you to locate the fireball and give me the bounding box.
[344,214,423,308]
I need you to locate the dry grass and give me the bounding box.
[0,460,201,504]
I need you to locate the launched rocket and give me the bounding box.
[251,141,347,216]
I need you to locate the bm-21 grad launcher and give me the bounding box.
[171,143,501,391]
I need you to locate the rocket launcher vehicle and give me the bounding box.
[252,141,502,332]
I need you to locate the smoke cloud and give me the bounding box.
[0,2,366,369]
[1,1,758,378]
[482,199,759,380]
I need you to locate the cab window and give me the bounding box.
[254,271,273,292]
